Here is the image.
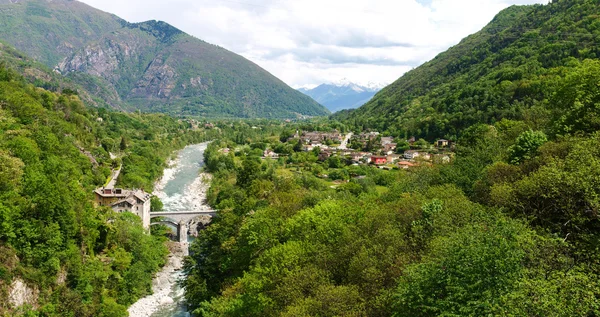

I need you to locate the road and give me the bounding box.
[105,166,121,189]
[338,133,353,150]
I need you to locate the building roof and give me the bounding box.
[398,161,418,167]
[94,188,128,198]
[113,197,136,207]
[133,190,151,202]
[95,187,151,204]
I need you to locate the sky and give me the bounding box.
[79,0,547,89]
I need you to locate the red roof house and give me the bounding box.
[371,156,387,165]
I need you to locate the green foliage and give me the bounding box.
[185,111,600,317]
[0,57,212,315]
[337,0,600,139]
[150,196,164,212]
[395,216,530,316]
[551,59,600,135]
[508,129,548,164]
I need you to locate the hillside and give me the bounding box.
[0,42,224,314]
[299,82,381,113]
[336,0,600,139]
[0,0,328,118]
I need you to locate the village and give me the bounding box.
[258,130,454,170]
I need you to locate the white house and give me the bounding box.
[404,150,420,160]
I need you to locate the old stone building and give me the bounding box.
[94,187,151,228]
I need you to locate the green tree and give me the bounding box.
[508,130,547,164]
[150,196,164,211]
[552,60,600,135]
[237,157,261,188]
[119,136,128,151]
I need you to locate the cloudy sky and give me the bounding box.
[79,0,547,88]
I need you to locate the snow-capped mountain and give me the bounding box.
[298,80,384,113]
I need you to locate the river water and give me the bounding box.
[128,142,210,317]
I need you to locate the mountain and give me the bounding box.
[0,0,329,118]
[298,81,382,113]
[335,0,600,139]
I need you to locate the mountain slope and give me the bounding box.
[0,42,220,315]
[336,0,600,139]
[299,82,381,112]
[0,0,328,118]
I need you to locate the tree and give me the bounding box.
[395,140,410,153]
[119,136,128,151]
[327,155,342,168]
[237,157,261,188]
[394,219,529,317]
[293,139,303,152]
[508,130,547,164]
[150,196,164,212]
[552,60,600,135]
[414,138,430,149]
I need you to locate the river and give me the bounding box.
[128,143,210,317]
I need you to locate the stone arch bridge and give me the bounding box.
[149,210,216,243]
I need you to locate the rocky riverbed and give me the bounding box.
[128,143,211,317]
[127,242,188,317]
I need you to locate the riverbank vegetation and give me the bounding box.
[0,59,217,316]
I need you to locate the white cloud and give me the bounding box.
[78,0,548,88]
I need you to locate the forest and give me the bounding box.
[0,59,217,316]
[182,114,600,316]
[336,0,600,141]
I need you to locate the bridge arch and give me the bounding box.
[150,219,187,243]
[148,210,216,243]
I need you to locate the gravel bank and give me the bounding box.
[127,242,188,317]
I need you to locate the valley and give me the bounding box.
[2,0,600,316]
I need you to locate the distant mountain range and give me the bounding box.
[0,0,328,118]
[298,80,383,113]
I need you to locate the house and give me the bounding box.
[371,156,387,165]
[408,136,416,144]
[302,130,344,144]
[204,123,215,129]
[433,154,452,164]
[437,139,449,147]
[350,153,364,162]
[319,151,332,161]
[263,150,279,159]
[360,132,380,140]
[386,154,401,164]
[94,188,151,228]
[404,150,420,160]
[381,137,394,146]
[383,143,397,154]
[398,161,418,169]
[220,148,230,154]
[420,153,432,161]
